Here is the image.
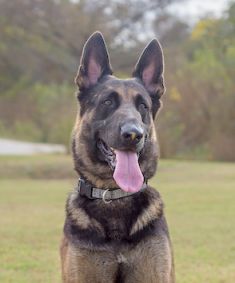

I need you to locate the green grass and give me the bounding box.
[0,154,75,179]
[0,156,235,282]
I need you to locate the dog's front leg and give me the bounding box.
[60,236,120,283]
[121,235,175,283]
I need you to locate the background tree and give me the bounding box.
[0,0,234,160]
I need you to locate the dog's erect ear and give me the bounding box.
[75,32,112,90]
[132,39,165,97]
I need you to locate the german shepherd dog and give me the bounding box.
[60,32,175,283]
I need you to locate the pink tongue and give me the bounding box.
[113,150,144,193]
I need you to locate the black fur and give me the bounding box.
[64,187,164,248]
[61,32,175,283]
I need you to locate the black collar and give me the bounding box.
[76,178,147,203]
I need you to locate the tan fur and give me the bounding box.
[62,99,174,283]
[61,189,174,283]
[73,81,158,189]
[73,110,119,189]
[67,191,105,233]
[61,33,174,283]
[62,104,174,283]
[130,198,162,236]
[61,232,174,283]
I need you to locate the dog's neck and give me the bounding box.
[76,177,148,203]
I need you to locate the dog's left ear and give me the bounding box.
[132,39,165,98]
[75,31,112,90]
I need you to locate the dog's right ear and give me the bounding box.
[75,32,112,90]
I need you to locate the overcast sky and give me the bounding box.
[170,0,232,23]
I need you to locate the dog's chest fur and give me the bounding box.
[64,187,164,250]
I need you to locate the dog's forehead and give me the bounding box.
[101,77,149,100]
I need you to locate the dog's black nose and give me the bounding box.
[121,123,144,145]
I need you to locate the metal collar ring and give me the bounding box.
[102,189,112,204]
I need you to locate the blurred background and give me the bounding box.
[0,0,235,283]
[0,0,234,160]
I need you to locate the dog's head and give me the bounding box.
[72,32,165,192]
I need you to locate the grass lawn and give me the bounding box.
[0,155,235,282]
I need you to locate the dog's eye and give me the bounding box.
[139,103,148,110]
[103,99,112,106]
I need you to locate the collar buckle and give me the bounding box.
[77,177,84,193]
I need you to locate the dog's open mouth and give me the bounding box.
[97,139,144,193]
[97,139,116,170]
